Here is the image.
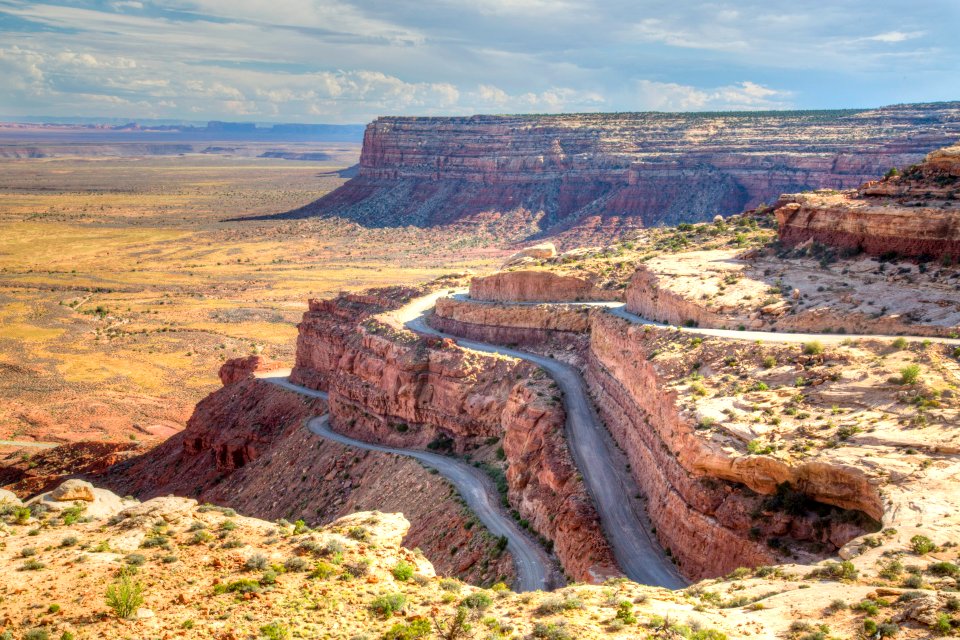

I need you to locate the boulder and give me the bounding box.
[27,482,132,519]
[0,489,22,506]
[504,242,556,266]
[50,479,95,502]
[117,496,198,526]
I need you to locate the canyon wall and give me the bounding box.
[431,299,881,579]
[776,143,960,259]
[285,104,960,241]
[290,291,619,583]
[100,374,514,585]
[470,271,620,302]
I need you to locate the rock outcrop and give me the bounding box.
[470,270,618,302]
[283,104,960,242]
[776,143,960,259]
[218,355,283,386]
[290,288,618,583]
[99,375,513,585]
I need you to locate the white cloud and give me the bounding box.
[634,80,791,111]
[864,31,924,43]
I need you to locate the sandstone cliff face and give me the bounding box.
[286,104,960,240]
[776,143,960,259]
[100,376,513,585]
[470,271,619,303]
[431,299,881,579]
[290,292,618,583]
[586,314,879,579]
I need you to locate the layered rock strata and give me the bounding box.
[285,104,960,239]
[776,143,960,259]
[431,299,881,579]
[470,270,619,303]
[290,288,618,583]
[100,372,514,585]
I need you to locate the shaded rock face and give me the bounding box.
[99,378,513,585]
[218,355,283,386]
[285,105,960,241]
[776,143,960,259]
[290,292,619,583]
[470,270,618,303]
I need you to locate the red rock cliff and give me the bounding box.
[776,143,960,259]
[290,290,619,583]
[285,104,960,240]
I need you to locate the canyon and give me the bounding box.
[283,103,960,243]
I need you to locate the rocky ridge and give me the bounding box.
[776,143,960,259]
[285,103,960,242]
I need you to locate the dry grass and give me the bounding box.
[0,153,508,445]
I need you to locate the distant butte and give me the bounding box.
[278,102,960,245]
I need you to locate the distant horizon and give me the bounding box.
[4,98,960,129]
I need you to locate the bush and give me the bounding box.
[23,630,49,640]
[310,561,336,580]
[911,534,937,555]
[811,560,857,581]
[105,574,144,618]
[392,560,414,582]
[928,561,959,577]
[213,579,260,595]
[892,337,908,349]
[535,594,584,615]
[461,591,493,610]
[382,618,431,640]
[284,556,309,573]
[347,526,370,542]
[803,341,824,356]
[60,536,78,547]
[614,601,637,624]
[934,613,952,635]
[370,593,406,618]
[20,558,46,571]
[259,622,290,640]
[20,547,36,557]
[877,622,899,637]
[531,622,572,640]
[245,554,268,571]
[762,356,777,369]
[900,365,921,385]
[125,553,146,566]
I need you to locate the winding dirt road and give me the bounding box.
[396,292,687,588]
[255,370,555,592]
[257,287,956,592]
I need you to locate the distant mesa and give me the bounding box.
[270,102,960,244]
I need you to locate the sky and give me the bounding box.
[0,0,958,123]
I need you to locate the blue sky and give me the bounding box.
[0,0,957,123]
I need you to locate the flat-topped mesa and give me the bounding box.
[776,143,960,259]
[287,103,960,240]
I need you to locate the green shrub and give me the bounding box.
[370,593,407,618]
[615,601,637,624]
[23,630,49,640]
[20,558,46,571]
[213,579,260,595]
[877,622,899,637]
[892,337,908,349]
[461,591,493,610]
[762,356,777,369]
[531,622,572,640]
[392,560,414,582]
[60,536,78,547]
[105,574,144,618]
[347,526,370,542]
[900,365,921,385]
[928,561,959,576]
[125,553,146,566]
[803,341,824,356]
[259,622,290,640]
[311,561,336,579]
[934,613,952,635]
[382,618,431,640]
[911,534,936,555]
